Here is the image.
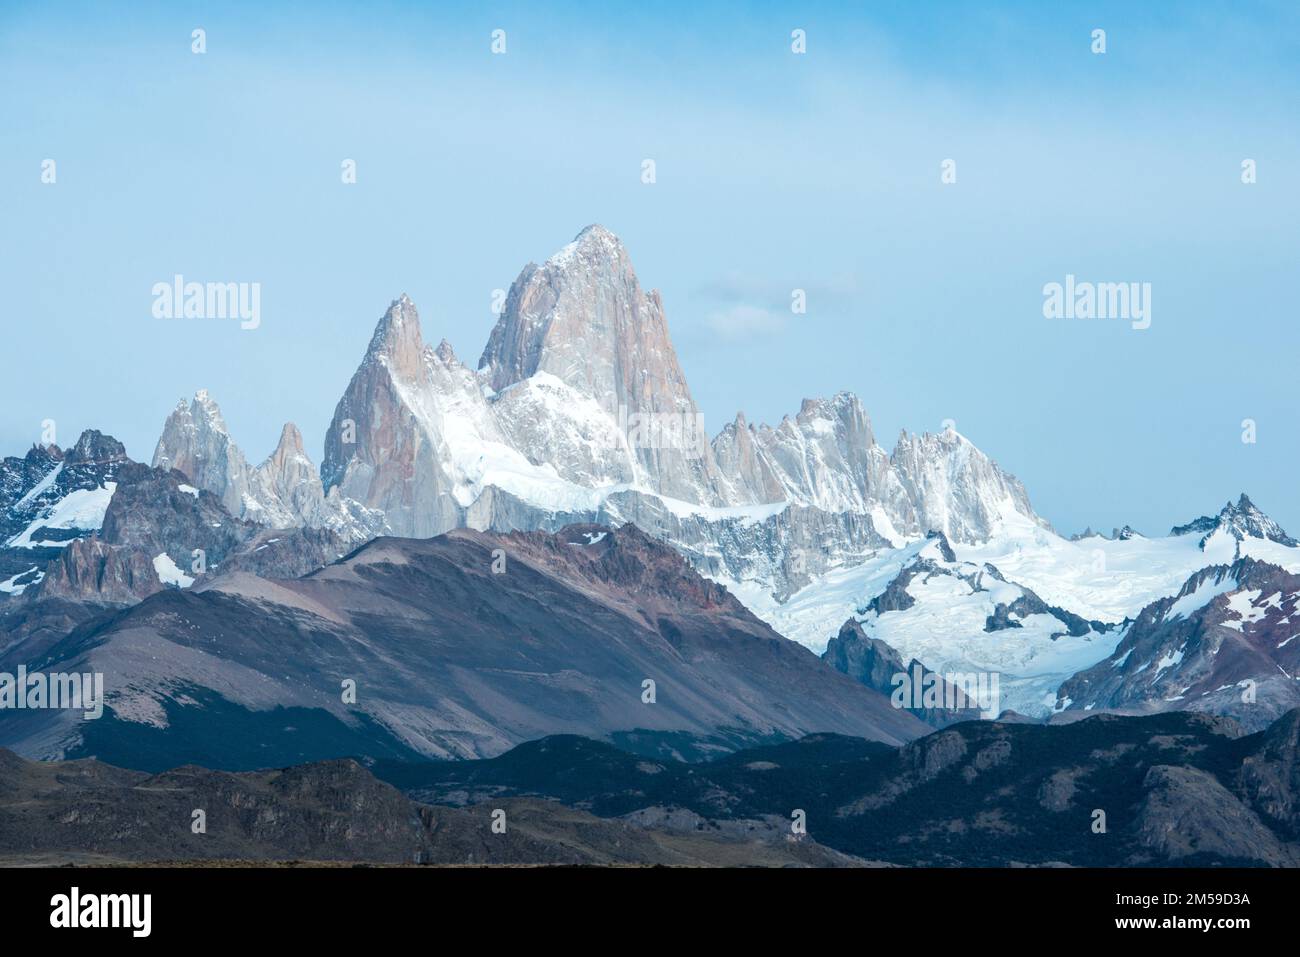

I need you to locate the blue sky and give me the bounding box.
[2,1,1298,535]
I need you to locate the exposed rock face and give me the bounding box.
[710,412,786,504]
[740,394,916,529]
[38,536,162,605]
[0,426,353,612]
[321,296,519,538]
[479,225,727,505]
[1057,557,1300,729]
[152,391,255,518]
[100,462,250,559]
[100,461,349,585]
[2,431,127,541]
[156,392,380,542]
[0,443,63,517]
[249,423,319,526]
[1237,708,1300,837]
[1134,764,1295,864]
[823,618,981,727]
[64,430,129,467]
[890,426,1041,544]
[23,459,349,607]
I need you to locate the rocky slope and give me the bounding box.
[1,432,354,669]
[320,294,535,538]
[1056,557,1300,729]
[0,523,926,770]
[0,430,130,597]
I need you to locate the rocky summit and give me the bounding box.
[260,226,1047,601]
[119,227,1051,608]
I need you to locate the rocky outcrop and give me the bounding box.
[744,394,916,529]
[823,618,981,727]
[321,296,512,538]
[0,444,63,518]
[1237,708,1300,838]
[0,438,353,610]
[0,430,133,595]
[710,412,786,504]
[155,392,380,542]
[64,430,129,468]
[248,423,320,526]
[1134,764,1297,864]
[104,461,346,580]
[1057,558,1300,729]
[38,536,162,604]
[152,391,255,518]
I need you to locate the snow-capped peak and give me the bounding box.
[1171,493,1295,549]
[545,223,626,269]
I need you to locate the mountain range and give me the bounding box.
[152,225,1050,599]
[0,523,922,769]
[3,224,1300,772]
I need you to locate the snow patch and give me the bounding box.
[13,463,63,509]
[1167,574,1238,622]
[1222,589,1267,631]
[153,552,195,588]
[7,482,117,548]
[0,566,42,595]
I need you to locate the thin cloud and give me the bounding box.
[704,304,788,340]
